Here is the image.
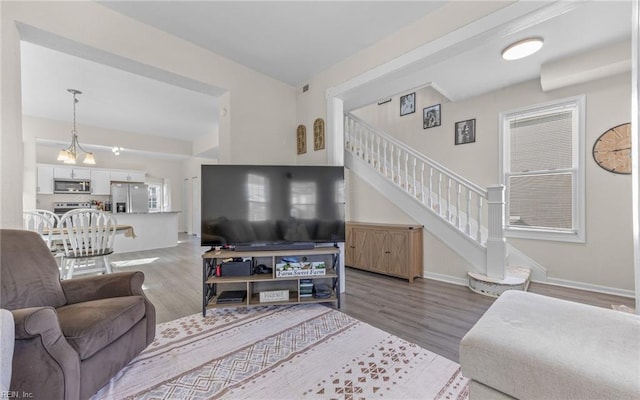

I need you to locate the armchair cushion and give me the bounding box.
[57,296,146,360]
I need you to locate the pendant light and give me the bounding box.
[57,89,95,164]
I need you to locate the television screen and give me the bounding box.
[201,165,345,248]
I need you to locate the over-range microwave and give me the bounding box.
[53,179,91,194]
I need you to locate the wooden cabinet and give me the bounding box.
[201,247,340,316]
[37,165,54,194]
[346,222,423,282]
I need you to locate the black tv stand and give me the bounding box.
[233,242,315,252]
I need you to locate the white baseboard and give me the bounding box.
[422,271,635,299]
[534,277,635,299]
[421,271,468,287]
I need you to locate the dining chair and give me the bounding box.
[59,209,117,280]
[22,209,60,252]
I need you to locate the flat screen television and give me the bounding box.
[201,165,345,249]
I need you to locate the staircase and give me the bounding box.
[344,113,531,296]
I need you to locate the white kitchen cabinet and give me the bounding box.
[37,165,54,194]
[110,170,145,182]
[53,166,91,180]
[91,170,112,195]
[128,171,146,182]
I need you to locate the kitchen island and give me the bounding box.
[112,211,180,253]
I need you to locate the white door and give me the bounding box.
[191,176,200,237]
[183,178,191,234]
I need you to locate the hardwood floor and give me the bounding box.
[110,233,635,363]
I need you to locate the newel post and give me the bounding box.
[486,185,506,279]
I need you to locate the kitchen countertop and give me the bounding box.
[110,211,181,215]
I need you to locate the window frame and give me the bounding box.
[499,95,586,243]
[147,183,163,212]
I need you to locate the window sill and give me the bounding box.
[505,227,585,243]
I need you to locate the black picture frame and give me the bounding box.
[455,119,476,145]
[400,92,416,116]
[423,104,441,129]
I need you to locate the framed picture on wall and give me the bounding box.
[400,92,416,116]
[423,104,441,129]
[455,119,476,145]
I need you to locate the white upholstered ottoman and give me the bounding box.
[459,290,640,399]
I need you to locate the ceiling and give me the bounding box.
[20,1,633,153]
[99,1,446,87]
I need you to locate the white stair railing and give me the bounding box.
[345,113,506,277]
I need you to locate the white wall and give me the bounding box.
[1,1,297,228]
[1,7,24,228]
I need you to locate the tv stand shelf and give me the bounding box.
[201,247,340,315]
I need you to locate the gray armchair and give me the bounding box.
[0,229,155,400]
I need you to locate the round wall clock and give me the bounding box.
[592,122,631,174]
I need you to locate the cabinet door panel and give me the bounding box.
[351,228,370,269]
[387,231,410,276]
[363,229,388,273]
[345,226,355,266]
[37,165,54,194]
[91,170,111,195]
[110,171,129,182]
[53,167,74,179]
[73,168,91,179]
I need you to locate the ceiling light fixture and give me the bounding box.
[501,37,544,61]
[57,89,95,164]
[112,146,122,156]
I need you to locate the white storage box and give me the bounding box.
[259,290,289,303]
[275,262,326,278]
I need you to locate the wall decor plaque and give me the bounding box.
[296,124,307,155]
[313,118,325,151]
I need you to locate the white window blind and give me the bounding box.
[509,111,573,172]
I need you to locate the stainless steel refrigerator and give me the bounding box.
[111,183,149,213]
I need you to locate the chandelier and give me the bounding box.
[57,89,95,164]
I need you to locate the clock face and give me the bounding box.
[592,123,631,174]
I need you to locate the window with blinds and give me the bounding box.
[501,96,585,242]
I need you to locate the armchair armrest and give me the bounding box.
[61,271,145,304]
[10,307,81,400]
[12,306,63,340]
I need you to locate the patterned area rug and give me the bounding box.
[92,304,468,399]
